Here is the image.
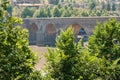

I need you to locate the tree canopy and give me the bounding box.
[45,19,120,80]
[0,0,41,79]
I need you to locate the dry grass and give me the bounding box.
[29,46,49,70]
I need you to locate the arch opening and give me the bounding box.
[29,23,38,45]
[78,28,86,35]
[70,23,86,35]
[72,23,81,35]
[45,23,56,35]
[68,23,87,42]
[44,23,56,46]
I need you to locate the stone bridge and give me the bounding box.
[22,17,120,46]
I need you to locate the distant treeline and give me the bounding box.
[7,0,120,18]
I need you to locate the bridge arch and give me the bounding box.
[29,23,38,45]
[67,23,87,42]
[44,23,56,46]
[45,23,56,35]
[68,23,86,35]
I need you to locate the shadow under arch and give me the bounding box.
[29,23,38,45]
[68,23,87,42]
[45,23,56,35]
[44,23,56,46]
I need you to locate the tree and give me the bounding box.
[45,19,120,80]
[45,27,103,80]
[61,0,64,2]
[21,7,34,18]
[106,2,111,11]
[6,4,13,15]
[101,2,105,10]
[96,10,101,16]
[0,0,41,79]
[88,19,120,79]
[46,7,51,17]
[33,9,40,18]
[112,3,116,11]
[46,27,80,80]
[52,6,61,17]
[88,19,120,61]
[48,0,60,5]
[81,11,89,17]
[33,7,48,18]
[89,2,96,10]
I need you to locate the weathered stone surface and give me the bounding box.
[22,17,120,46]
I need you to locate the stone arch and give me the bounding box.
[44,23,56,46]
[68,23,87,42]
[45,23,56,35]
[72,23,81,35]
[68,23,86,35]
[29,23,38,45]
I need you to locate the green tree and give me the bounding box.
[81,11,89,17]
[48,0,60,5]
[96,10,101,16]
[0,0,41,79]
[46,7,51,17]
[88,19,120,79]
[106,2,111,11]
[46,27,79,80]
[112,3,116,11]
[60,6,74,17]
[6,4,13,15]
[45,27,104,80]
[89,2,96,10]
[52,6,61,17]
[101,2,106,10]
[33,7,48,18]
[33,9,40,18]
[21,7,34,18]
[89,19,120,61]
[45,19,120,80]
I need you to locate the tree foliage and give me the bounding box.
[89,19,120,61]
[88,19,120,79]
[112,3,116,11]
[45,19,120,80]
[21,7,34,18]
[52,6,61,17]
[106,2,111,11]
[48,0,60,5]
[0,0,41,79]
[7,0,120,18]
[46,27,80,80]
[89,2,96,10]
[45,27,101,80]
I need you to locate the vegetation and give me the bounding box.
[88,19,120,79]
[89,19,120,61]
[45,19,120,79]
[1,0,120,80]
[0,0,41,79]
[9,0,120,18]
[48,0,60,5]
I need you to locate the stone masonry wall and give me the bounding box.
[22,17,120,46]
